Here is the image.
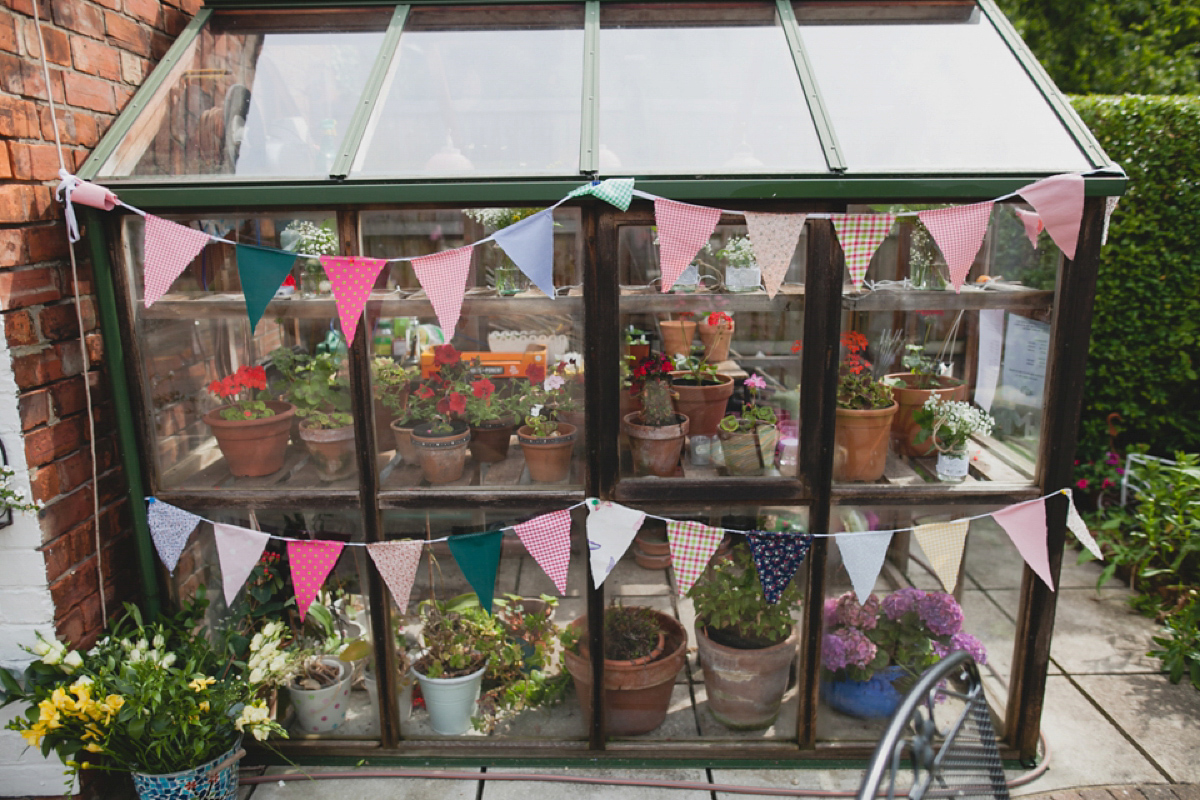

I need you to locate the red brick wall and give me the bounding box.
[0,0,198,650]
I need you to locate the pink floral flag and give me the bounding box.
[918,202,993,292]
[287,539,346,622]
[586,499,645,588]
[836,530,892,605]
[666,520,725,597]
[829,214,896,290]
[367,540,425,612]
[912,519,970,592]
[514,509,573,595]
[1018,173,1084,260]
[213,523,271,606]
[992,499,1055,590]
[1014,208,1044,247]
[143,214,211,307]
[654,198,721,293]
[1065,489,1103,561]
[320,255,387,346]
[410,245,475,338]
[744,211,807,299]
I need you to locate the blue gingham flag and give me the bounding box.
[147,500,201,575]
[746,531,814,604]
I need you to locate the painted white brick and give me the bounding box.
[0,626,48,665]
[0,707,77,796]
[0,590,53,625]
[0,551,50,587]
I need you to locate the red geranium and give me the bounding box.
[417,385,435,400]
[706,311,733,327]
[437,392,467,416]
[525,363,545,384]
[434,344,461,366]
[207,364,275,421]
[471,378,495,400]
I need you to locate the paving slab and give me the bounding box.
[962,588,1021,686]
[1072,674,1200,782]
[711,767,864,797]
[250,766,481,800]
[482,767,710,800]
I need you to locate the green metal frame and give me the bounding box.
[776,0,846,173]
[578,0,600,174]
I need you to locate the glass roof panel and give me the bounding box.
[598,3,827,175]
[98,11,389,179]
[352,5,585,178]
[795,6,1092,173]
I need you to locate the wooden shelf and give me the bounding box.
[842,284,1053,311]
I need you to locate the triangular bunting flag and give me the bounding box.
[1018,173,1084,260]
[320,255,387,346]
[918,202,993,293]
[287,539,345,623]
[567,178,635,211]
[213,523,271,606]
[1101,196,1120,246]
[829,214,896,290]
[446,531,504,613]
[366,541,425,612]
[237,244,299,333]
[666,520,725,597]
[585,499,645,588]
[992,500,1055,590]
[1014,208,1044,247]
[143,214,211,307]
[410,246,474,339]
[746,531,813,604]
[1065,489,1104,561]
[912,519,970,592]
[744,211,807,299]
[514,509,572,595]
[493,209,556,298]
[836,530,893,605]
[146,500,201,575]
[654,198,722,293]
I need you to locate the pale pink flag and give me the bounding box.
[992,499,1055,590]
[1018,173,1084,260]
[654,198,721,293]
[666,520,725,597]
[367,540,425,612]
[829,214,896,290]
[1014,208,1044,247]
[321,255,387,346]
[744,211,807,299]
[514,509,572,595]
[213,523,271,606]
[143,214,211,307]
[287,539,345,622]
[918,202,994,292]
[410,246,474,338]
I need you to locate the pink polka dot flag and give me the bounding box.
[366,540,424,612]
[514,509,572,595]
[991,499,1055,591]
[666,520,725,597]
[829,214,896,291]
[320,255,387,346]
[287,539,346,622]
[143,214,212,307]
[653,198,721,293]
[918,202,993,293]
[410,245,474,339]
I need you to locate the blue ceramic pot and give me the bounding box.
[821,666,907,719]
[131,737,242,800]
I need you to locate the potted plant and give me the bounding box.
[697,311,735,363]
[391,378,436,464]
[832,332,898,482]
[0,595,285,799]
[717,235,761,293]
[276,350,356,482]
[911,395,996,482]
[438,351,525,464]
[622,353,690,477]
[409,345,472,484]
[884,341,967,457]
[670,353,735,437]
[204,364,295,477]
[411,600,504,735]
[659,312,696,360]
[517,402,577,483]
[821,589,987,719]
[717,373,779,476]
[689,544,802,730]
[372,357,417,453]
[282,219,338,297]
[561,604,688,736]
[625,325,651,363]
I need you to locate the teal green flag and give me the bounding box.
[446,531,504,613]
[237,244,298,333]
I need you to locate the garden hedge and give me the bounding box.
[1070,96,1200,456]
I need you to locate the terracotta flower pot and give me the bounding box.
[696,624,798,730]
[390,419,422,464]
[557,409,586,457]
[623,412,689,477]
[204,401,295,477]
[660,320,697,360]
[298,422,357,482]
[626,343,651,363]
[517,423,576,482]
[373,392,406,452]
[697,319,735,363]
[886,373,967,457]
[411,420,471,484]
[469,417,516,463]
[718,424,779,476]
[633,525,672,569]
[833,403,898,482]
[669,372,734,436]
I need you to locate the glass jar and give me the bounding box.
[935,446,969,482]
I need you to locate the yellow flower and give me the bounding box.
[103,694,125,712]
[82,723,104,741]
[83,742,104,754]
[50,687,77,713]
[19,727,44,748]
[188,676,216,692]
[198,701,210,713]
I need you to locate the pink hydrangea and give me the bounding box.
[834,593,880,630]
[917,592,964,637]
[882,587,925,621]
[822,627,877,672]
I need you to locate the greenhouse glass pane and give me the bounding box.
[796,11,1091,172]
[353,5,584,178]
[99,11,388,179]
[598,3,826,175]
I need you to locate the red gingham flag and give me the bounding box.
[666,520,725,597]
[410,245,474,338]
[918,202,993,293]
[1014,208,1044,247]
[321,255,387,345]
[367,540,424,612]
[287,539,345,623]
[829,214,896,290]
[143,214,211,307]
[514,509,572,595]
[654,198,721,293]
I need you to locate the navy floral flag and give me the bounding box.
[746,531,814,604]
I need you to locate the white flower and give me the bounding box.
[152,634,165,650]
[262,621,281,638]
[544,375,565,392]
[160,653,177,668]
[529,404,543,417]
[70,675,93,690]
[42,644,64,666]
[136,639,148,653]
[31,634,53,657]
[62,650,83,673]
[128,649,143,664]
[249,668,264,684]
[270,654,288,673]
